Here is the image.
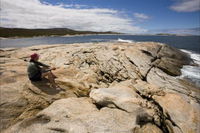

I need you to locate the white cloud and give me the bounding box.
[170,0,200,12]
[133,13,149,20]
[0,0,147,34]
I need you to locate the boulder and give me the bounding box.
[89,82,143,113]
[4,98,138,133]
[153,93,200,133]
[147,67,200,100]
[155,44,192,76]
[156,57,185,76]
[158,44,191,64]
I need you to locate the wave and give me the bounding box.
[117,38,133,43]
[179,49,200,87]
[181,49,200,65]
[90,38,135,43]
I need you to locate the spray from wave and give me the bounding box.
[117,38,133,43]
[179,49,200,87]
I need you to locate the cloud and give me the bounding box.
[0,0,147,34]
[170,0,200,12]
[133,13,149,20]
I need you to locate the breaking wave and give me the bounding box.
[117,38,133,43]
[180,49,200,87]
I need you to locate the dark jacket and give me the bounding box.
[27,60,50,81]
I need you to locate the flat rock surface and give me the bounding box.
[0,42,199,133]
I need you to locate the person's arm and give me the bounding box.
[41,67,56,73]
[36,61,57,71]
[36,61,50,68]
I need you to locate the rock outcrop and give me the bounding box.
[0,42,199,133]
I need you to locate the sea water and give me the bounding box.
[1,35,199,53]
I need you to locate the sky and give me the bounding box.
[1,0,200,34]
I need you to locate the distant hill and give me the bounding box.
[155,33,177,36]
[0,27,120,38]
[149,27,200,36]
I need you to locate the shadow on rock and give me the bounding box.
[30,78,61,95]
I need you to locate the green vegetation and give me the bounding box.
[0,27,120,38]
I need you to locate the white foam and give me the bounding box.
[181,49,200,65]
[179,49,200,87]
[117,38,133,43]
[181,66,200,79]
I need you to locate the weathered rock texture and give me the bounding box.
[0,42,199,133]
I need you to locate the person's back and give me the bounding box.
[27,60,42,81]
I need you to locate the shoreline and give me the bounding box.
[0,33,123,40]
[1,33,199,40]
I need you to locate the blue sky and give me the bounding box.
[44,0,200,29]
[1,0,200,34]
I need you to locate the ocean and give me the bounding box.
[0,34,200,87]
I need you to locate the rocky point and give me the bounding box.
[0,42,199,133]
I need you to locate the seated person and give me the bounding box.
[27,53,59,89]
